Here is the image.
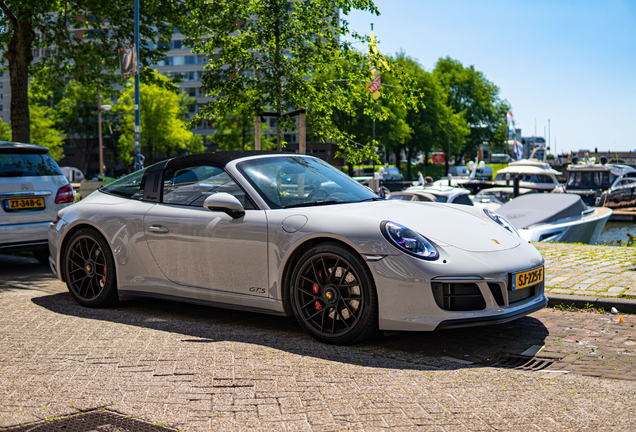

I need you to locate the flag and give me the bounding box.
[506,112,522,160]
[368,32,388,99]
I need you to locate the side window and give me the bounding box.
[162,165,254,209]
[100,168,147,199]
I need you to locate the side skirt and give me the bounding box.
[118,290,289,317]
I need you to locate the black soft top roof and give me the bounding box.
[497,193,587,229]
[164,150,292,170]
[0,141,49,154]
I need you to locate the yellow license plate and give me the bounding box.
[4,197,46,211]
[511,266,544,290]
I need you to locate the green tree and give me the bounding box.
[53,80,105,175]
[395,54,469,179]
[0,118,11,141]
[116,72,203,165]
[29,104,64,161]
[183,0,420,161]
[0,0,187,143]
[433,57,510,161]
[212,108,275,151]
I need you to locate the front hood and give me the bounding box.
[300,200,520,252]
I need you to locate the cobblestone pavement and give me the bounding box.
[1,287,635,431]
[1,251,636,431]
[535,243,636,298]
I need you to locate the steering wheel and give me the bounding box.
[307,188,331,201]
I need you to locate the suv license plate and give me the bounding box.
[4,198,46,211]
[511,266,544,290]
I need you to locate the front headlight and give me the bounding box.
[483,209,520,237]
[381,221,439,260]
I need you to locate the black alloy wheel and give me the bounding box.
[64,228,118,307]
[291,243,378,345]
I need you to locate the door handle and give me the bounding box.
[147,225,169,233]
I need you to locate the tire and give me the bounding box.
[33,249,50,266]
[63,228,118,307]
[290,243,378,345]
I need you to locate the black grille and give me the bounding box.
[3,410,176,432]
[432,282,486,311]
[509,283,537,303]
[488,282,505,306]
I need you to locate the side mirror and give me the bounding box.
[203,193,245,218]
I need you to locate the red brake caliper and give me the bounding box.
[314,270,322,311]
[101,266,106,287]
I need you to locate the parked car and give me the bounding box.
[60,166,85,183]
[49,151,547,345]
[1,142,75,264]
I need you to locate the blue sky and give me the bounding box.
[343,0,636,154]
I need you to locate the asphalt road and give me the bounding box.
[1,253,635,431]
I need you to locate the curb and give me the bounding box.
[548,294,636,314]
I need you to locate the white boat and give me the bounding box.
[496,193,612,244]
[565,155,636,207]
[392,184,474,205]
[492,154,562,192]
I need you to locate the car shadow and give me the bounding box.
[30,291,549,371]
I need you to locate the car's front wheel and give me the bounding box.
[290,243,378,345]
[64,228,118,307]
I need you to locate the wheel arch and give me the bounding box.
[279,236,376,317]
[58,222,113,284]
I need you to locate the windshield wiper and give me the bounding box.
[284,200,349,209]
[359,197,385,202]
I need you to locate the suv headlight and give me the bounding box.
[381,221,439,260]
[483,209,520,237]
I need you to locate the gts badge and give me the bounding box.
[249,287,266,294]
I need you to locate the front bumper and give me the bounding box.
[435,297,548,330]
[368,244,547,332]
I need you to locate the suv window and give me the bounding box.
[162,165,253,208]
[100,168,147,199]
[0,152,63,177]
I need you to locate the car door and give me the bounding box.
[143,163,269,296]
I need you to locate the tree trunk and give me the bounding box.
[2,4,35,143]
[274,6,282,151]
[406,146,412,181]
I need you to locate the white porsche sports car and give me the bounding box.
[48,152,547,345]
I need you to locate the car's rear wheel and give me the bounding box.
[290,243,378,345]
[64,228,118,307]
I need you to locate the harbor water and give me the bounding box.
[596,221,636,245]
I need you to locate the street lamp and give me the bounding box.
[97,90,112,177]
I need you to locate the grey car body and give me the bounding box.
[1,142,74,263]
[49,151,547,344]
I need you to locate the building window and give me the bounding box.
[185,87,196,96]
[184,55,196,65]
[182,71,197,81]
[197,55,208,64]
[165,56,182,66]
[0,105,3,111]
[171,40,182,49]
[269,118,277,127]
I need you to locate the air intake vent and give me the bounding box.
[432,282,486,311]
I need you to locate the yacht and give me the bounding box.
[565,155,636,207]
[492,147,562,192]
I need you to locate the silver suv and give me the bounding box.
[0,142,74,264]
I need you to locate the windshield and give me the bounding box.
[237,156,378,209]
[0,152,63,177]
[566,171,615,190]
